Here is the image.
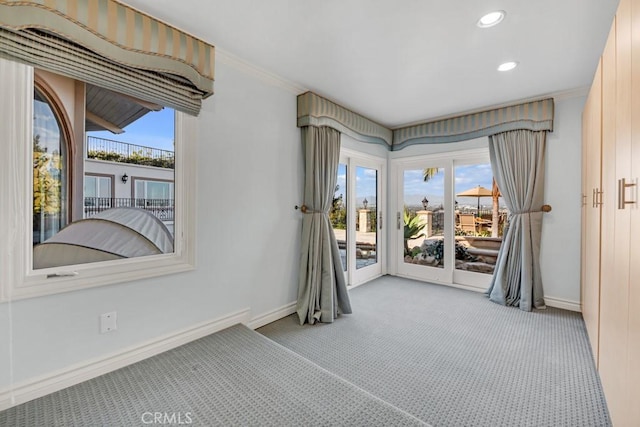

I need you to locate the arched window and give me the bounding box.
[32,84,70,244]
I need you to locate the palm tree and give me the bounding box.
[423,168,439,182]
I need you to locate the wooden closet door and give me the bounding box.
[598,13,617,385]
[581,59,602,364]
[600,0,632,423]
[627,0,640,423]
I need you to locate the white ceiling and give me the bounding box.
[123,0,619,128]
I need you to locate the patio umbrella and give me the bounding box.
[456,185,493,216]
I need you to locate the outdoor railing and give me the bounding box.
[84,197,174,221]
[86,136,175,169]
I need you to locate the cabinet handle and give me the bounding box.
[618,178,637,209]
[582,193,587,207]
[592,188,603,207]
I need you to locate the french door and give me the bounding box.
[331,150,385,287]
[394,149,498,290]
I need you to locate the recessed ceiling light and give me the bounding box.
[497,61,518,72]
[477,11,506,28]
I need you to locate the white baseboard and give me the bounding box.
[0,308,251,411]
[247,302,297,329]
[442,282,487,294]
[389,273,581,312]
[545,296,581,312]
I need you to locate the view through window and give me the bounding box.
[32,70,175,270]
[331,163,347,271]
[401,161,508,276]
[454,163,507,275]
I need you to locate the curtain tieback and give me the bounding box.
[510,205,552,215]
[294,205,327,214]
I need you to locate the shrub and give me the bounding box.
[87,150,174,169]
[423,239,477,264]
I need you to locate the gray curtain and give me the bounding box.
[487,129,547,311]
[297,126,352,325]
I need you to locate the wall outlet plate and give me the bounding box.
[100,311,117,334]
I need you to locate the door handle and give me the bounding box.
[379,211,383,230]
[397,212,401,230]
[618,178,637,209]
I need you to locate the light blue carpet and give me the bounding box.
[0,324,427,426]
[259,276,611,427]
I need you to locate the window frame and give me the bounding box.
[84,173,115,199]
[131,177,175,202]
[83,173,115,216]
[0,59,197,302]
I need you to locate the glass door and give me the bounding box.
[330,154,385,287]
[349,158,384,286]
[397,164,452,283]
[394,150,499,290]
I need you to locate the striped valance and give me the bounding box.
[393,98,554,150]
[0,0,214,115]
[297,92,393,147]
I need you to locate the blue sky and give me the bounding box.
[405,164,495,208]
[334,163,497,209]
[335,164,379,207]
[87,108,175,151]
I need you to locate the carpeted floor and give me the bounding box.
[258,276,611,427]
[0,324,427,427]
[0,276,611,426]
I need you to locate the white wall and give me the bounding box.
[200,58,302,319]
[541,95,586,306]
[0,59,302,388]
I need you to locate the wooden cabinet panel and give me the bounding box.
[582,59,602,365]
[598,15,618,407]
[626,0,640,423]
[600,0,632,423]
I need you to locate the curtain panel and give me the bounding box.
[487,129,547,311]
[297,126,352,325]
[0,0,215,115]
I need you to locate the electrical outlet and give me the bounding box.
[100,312,117,334]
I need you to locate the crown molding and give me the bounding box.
[548,85,590,101]
[216,48,307,95]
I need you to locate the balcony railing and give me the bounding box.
[84,197,174,221]
[86,136,174,169]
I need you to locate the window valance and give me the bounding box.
[297,92,393,147]
[297,93,554,151]
[0,0,214,115]
[392,98,554,150]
